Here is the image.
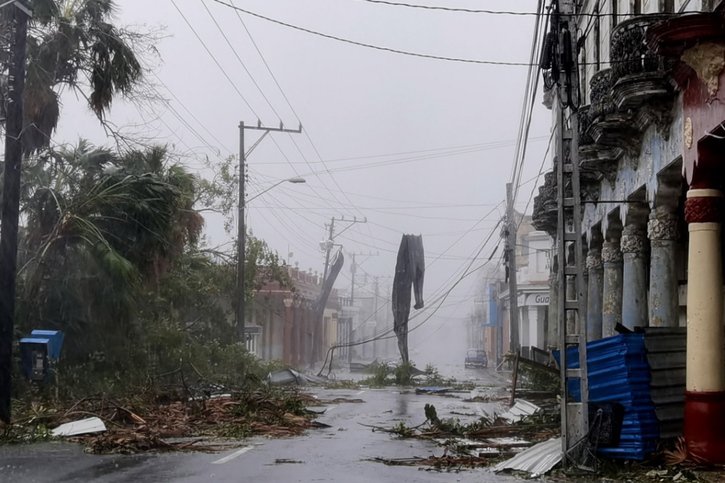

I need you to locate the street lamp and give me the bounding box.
[237,176,306,344]
[246,176,306,204]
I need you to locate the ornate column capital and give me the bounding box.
[648,210,680,241]
[586,248,603,271]
[621,225,647,254]
[601,241,623,264]
[685,189,724,224]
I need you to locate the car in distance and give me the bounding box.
[464,349,488,368]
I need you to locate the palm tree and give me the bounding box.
[1,0,143,153]
[18,141,203,362]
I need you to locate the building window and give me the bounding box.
[661,0,675,12]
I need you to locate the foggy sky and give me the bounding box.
[54,0,551,365]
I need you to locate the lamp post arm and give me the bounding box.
[246,179,287,204]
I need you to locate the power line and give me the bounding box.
[223,0,365,218]
[200,0,284,121]
[357,1,694,17]
[150,72,234,155]
[510,0,546,205]
[170,0,259,117]
[517,129,556,225]
[230,0,303,124]
[358,0,542,15]
[174,0,354,217]
[250,136,549,165]
[209,0,533,66]
[322,223,503,358]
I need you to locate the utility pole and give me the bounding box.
[321,216,368,283]
[348,250,378,363]
[505,182,520,355]
[542,0,589,465]
[318,216,367,364]
[321,219,336,285]
[349,251,378,307]
[0,0,30,424]
[237,121,302,345]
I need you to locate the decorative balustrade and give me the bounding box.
[589,69,615,121]
[610,15,675,109]
[532,170,557,237]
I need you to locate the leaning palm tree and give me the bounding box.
[1,0,143,153]
[18,141,203,362]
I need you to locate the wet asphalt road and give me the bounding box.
[0,367,521,483]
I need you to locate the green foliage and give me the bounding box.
[394,361,415,386]
[390,421,415,438]
[518,363,559,393]
[360,361,391,387]
[422,364,456,386]
[18,0,144,152]
[244,236,290,318]
[17,142,203,368]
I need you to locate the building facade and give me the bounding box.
[532,0,725,463]
[478,214,552,366]
[250,267,339,368]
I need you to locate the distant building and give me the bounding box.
[483,213,552,366]
[251,267,340,368]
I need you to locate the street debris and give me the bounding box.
[4,387,331,454]
[51,417,106,437]
[415,386,450,395]
[499,399,542,424]
[493,436,562,476]
[368,454,494,471]
[267,369,329,386]
[365,395,560,471]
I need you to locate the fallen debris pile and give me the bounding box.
[4,387,325,454]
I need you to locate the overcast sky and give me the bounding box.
[55,0,551,366]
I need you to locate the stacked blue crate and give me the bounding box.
[555,333,659,460]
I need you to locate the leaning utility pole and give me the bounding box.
[0,0,30,424]
[237,121,302,344]
[505,182,520,355]
[320,216,368,283]
[317,216,367,363]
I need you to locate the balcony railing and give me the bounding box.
[532,170,557,237]
[610,15,675,109]
[611,15,671,83]
[578,105,593,146]
[589,69,615,121]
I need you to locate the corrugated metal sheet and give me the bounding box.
[556,334,660,460]
[643,327,686,439]
[493,437,562,476]
[499,399,541,423]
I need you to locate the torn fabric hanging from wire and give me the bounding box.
[392,234,425,364]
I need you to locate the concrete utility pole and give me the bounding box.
[505,182,520,355]
[0,0,30,424]
[545,0,589,465]
[348,251,378,363]
[237,121,302,345]
[317,216,366,364]
[320,216,368,283]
